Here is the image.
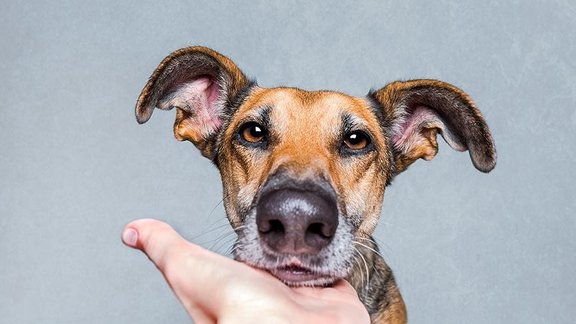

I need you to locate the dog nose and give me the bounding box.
[256,188,338,255]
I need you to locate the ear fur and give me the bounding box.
[370,79,496,174]
[135,46,251,158]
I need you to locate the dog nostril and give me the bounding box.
[267,219,284,234]
[306,222,331,238]
[259,219,285,234]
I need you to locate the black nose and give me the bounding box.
[256,185,338,255]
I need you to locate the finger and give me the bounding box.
[122,220,250,311]
[122,218,201,274]
[123,219,218,321]
[292,280,361,304]
[331,279,360,296]
[295,280,369,323]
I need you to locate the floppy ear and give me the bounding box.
[135,46,251,158]
[370,79,496,175]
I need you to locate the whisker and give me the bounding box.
[355,246,370,296]
[354,235,394,263]
[229,242,243,256]
[190,192,232,241]
[353,240,386,262]
[354,236,378,245]
[222,225,247,256]
[232,224,247,232]
[208,230,238,253]
[225,240,240,257]
[352,246,369,295]
[190,221,230,241]
[351,252,365,289]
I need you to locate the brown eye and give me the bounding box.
[240,122,267,143]
[343,131,371,150]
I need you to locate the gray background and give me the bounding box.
[1,1,574,323]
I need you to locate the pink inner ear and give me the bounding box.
[392,106,440,149]
[173,77,223,137]
[392,105,467,153]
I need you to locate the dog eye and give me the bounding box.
[343,131,371,150]
[240,122,267,143]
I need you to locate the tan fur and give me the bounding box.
[136,46,497,324]
[219,88,390,234]
[375,301,408,324]
[215,87,405,323]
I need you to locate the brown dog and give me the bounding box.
[135,46,496,323]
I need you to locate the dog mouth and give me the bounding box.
[255,258,339,286]
[273,264,318,283]
[233,208,355,287]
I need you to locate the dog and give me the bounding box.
[135,46,496,323]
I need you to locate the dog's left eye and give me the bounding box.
[239,122,268,144]
[343,131,371,151]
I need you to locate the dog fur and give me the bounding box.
[135,46,496,323]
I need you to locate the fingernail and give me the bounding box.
[122,228,138,247]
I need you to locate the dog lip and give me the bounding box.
[271,265,323,283]
[237,254,343,286]
[276,264,311,275]
[266,260,336,285]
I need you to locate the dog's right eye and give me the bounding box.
[239,122,268,144]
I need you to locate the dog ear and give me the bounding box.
[135,46,251,158]
[370,79,496,175]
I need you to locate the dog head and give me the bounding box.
[136,46,496,286]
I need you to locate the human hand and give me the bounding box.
[122,219,370,324]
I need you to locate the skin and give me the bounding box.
[122,219,371,324]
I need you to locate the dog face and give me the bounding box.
[217,88,393,285]
[136,47,496,286]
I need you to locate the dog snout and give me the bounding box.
[256,184,338,255]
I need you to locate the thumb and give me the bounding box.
[122,219,218,323]
[121,218,199,272]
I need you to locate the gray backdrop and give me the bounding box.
[1,1,574,323]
